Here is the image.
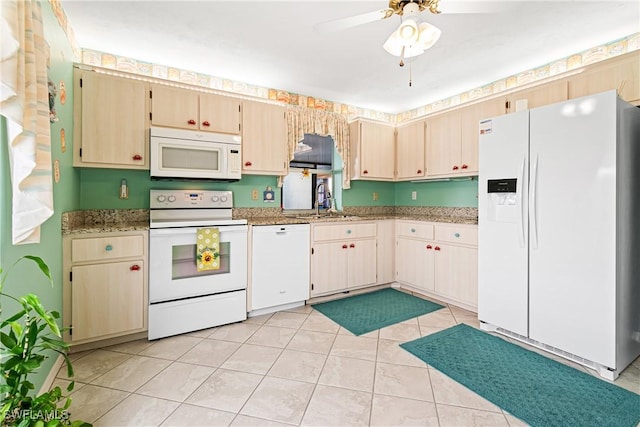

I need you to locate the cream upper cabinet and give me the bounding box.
[505,80,568,113]
[150,85,241,134]
[200,93,243,135]
[73,69,149,169]
[459,98,505,174]
[426,111,462,177]
[568,51,640,104]
[396,120,426,180]
[63,231,148,345]
[350,120,395,181]
[241,100,287,175]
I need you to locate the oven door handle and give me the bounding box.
[149,225,248,236]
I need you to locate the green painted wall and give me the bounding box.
[0,1,79,392]
[395,179,478,207]
[341,180,395,206]
[79,169,281,209]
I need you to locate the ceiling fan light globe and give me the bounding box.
[403,44,425,58]
[417,22,441,49]
[398,18,419,42]
[383,30,404,56]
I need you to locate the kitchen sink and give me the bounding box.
[294,214,360,220]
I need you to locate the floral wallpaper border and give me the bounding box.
[48,0,637,123]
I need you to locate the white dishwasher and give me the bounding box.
[251,224,310,315]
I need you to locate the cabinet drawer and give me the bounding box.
[435,225,478,246]
[396,221,434,240]
[313,223,376,241]
[72,235,144,262]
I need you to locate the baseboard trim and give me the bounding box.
[38,353,65,395]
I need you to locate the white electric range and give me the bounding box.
[148,189,248,340]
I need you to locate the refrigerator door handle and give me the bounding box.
[530,154,539,249]
[517,156,526,248]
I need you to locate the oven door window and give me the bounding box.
[161,145,220,172]
[171,242,230,279]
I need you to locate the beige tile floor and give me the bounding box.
[55,296,640,426]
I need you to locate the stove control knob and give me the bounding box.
[167,195,176,203]
[211,196,220,202]
[156,195,166,202]
[220,195,228,203]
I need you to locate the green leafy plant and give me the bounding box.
[1,256,89,426]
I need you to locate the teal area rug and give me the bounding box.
[401,324,640,427]
[312,288,444,336]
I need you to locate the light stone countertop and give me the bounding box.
[247,214,477,226]
[62,206,477,234]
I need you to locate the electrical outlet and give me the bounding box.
[411,191,417,200]
[251,189,259,200]
[372,192,379,201]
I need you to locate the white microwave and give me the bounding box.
[150,126,242,180]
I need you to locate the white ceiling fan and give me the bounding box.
[315,0,444,33]
[315,1,498,66]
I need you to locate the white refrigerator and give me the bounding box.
[478,90,640,380]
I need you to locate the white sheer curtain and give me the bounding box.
[1,0,53,244]
[286,106,351,189]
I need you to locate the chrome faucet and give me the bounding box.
[315,182,325,216]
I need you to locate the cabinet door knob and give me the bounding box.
[410,228,416,233]
[342,244,348,249]
[244,161,252,167]
[105,245,113,251]
[130,264,141,271]
[454,232,460,238]
[187,119,196,125]
[202,121,210,127]
[452,165,459,171]
[279,290,286,294]
[426,245,432,249]
[461,164,468,169]
[132,154,142,161]
[349,243,355,248]
[434,246,441,251]
[363,170,369,174]
[417,169,422,174]
[346,229,352,234]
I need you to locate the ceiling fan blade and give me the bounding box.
[437,1,510,14]
[314,8,392,32]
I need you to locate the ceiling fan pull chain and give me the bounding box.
[409,62,412,87]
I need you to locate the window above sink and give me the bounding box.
[282,134,344,214]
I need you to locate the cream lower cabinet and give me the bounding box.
[395,221,478,311]
[396,238,435,293]
[433,243,478,308]
[63,231,148,344]
[310,222,379,297]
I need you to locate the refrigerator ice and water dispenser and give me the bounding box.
[486,178,518,222]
